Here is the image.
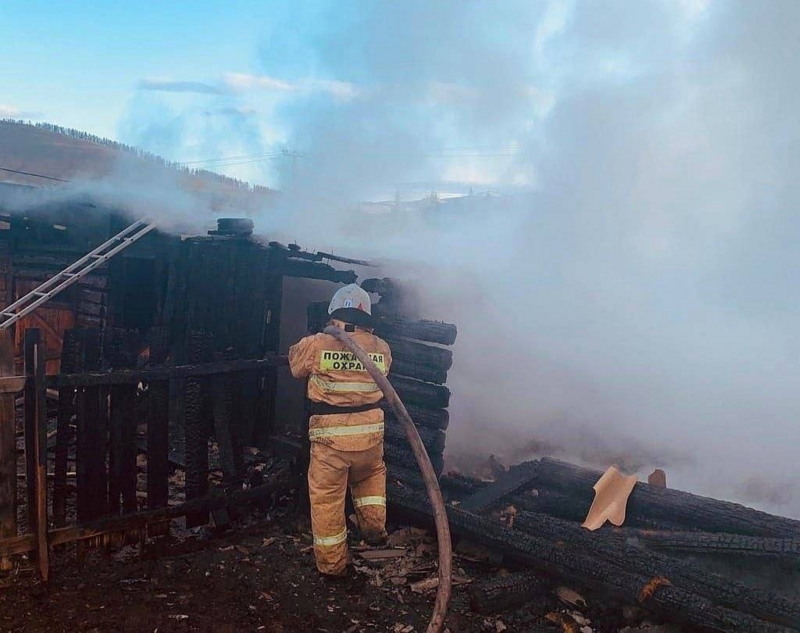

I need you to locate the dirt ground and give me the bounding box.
[0,504,570,633]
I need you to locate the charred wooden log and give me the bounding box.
[384,417,446,455]
[384,441,444,477]
[53,329,80,528]
[382,403,449,431]
[535,458,800,538]
[389,361,448,386]
[279,258,357,284]
[391,375,450,409]
[387,465,483,499]
[184,331,211,527]
[513,511,800,628]
[146,328,170,510]
[469,571,549,614]
[75,329,107,523]
[384,337,453,372]
[629,529,800,560]
[519,488,687,532]
[459,460,539,513]
[106,329,139,515]
[388,484,788,633]
[374,316,457,347]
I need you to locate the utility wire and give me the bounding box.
[0,166,69,182]
[175,151,285,166]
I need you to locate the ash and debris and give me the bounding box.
[0,501,680,633]
[4,418,685,633]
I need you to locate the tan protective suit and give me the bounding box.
[289,320,393,576]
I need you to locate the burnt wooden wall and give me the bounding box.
[169,236,283,448]
[0,210,176,373]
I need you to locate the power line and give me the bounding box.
[175,151,285,166]
[0,166,69,182]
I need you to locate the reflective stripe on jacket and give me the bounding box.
[289,321,392,451]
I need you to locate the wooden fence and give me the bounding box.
[0,327,289,582]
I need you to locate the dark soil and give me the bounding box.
[0,507,566,633]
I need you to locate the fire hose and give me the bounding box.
[323,326,452,633]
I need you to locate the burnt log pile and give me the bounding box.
[388,457,800,631]
[307,282,456,479]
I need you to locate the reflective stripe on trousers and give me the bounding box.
[313,528,348,547]
[353,495,386,508]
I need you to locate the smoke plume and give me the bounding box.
[253,0,800,515]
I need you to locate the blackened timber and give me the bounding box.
[211,370,242,491]
[109,384,137,514]
[459,460,539,513]
[384,440,444,477]
[0,468,291,557]
[629,529,800,560]
[381,403,449,431]
[147,328,170,510]
[375,318,457,346]
[384,418,446,455]
[469,571,548,615]
[48,355,288,388]
[389,361,448,385]
[279,258,357,284]
[317,252,373,267]
[518,488,687,532]
[384,338,453,372]
[0,330,16,565]
[53,329,79,527]
[76,329,107,523]
[391,375,450,409]
[536,457,800,538]
[107,329,139,515]
[513,510,800,628]
[388,485,787,633]
[184,331,211,527]
[23,330,39,534]
[32,336,48,581]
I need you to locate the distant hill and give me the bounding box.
[0,120,276,212]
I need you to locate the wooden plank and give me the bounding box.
[0,469,289,557]
[459,460,539,513]
[184,331,210,527]
[210,373,241,491]
[147,328,169,510]
[23,330,38,538]
[53,329,79,528]
[32,336,49,582]
[76,329,107,523]
[535,458,800,538]
[109,385,137,514]
[106,329,139,515]
[0,330,16,570]
[47,355,289,388]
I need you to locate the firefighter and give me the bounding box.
[288,283,393,577]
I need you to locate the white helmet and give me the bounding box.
[328,283,372,316]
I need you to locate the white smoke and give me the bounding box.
[7,1,798,515]
[249,0,800,515]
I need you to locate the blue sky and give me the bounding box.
[0,1,269,136]
[0,0,573,189]
[0,0,716,191]
[0,0,335,185]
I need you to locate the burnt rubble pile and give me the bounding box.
[388,456,800,632]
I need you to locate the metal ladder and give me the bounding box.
[0,218,157,330]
